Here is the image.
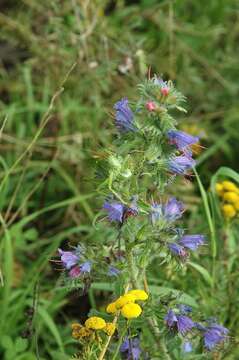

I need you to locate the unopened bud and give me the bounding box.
[145,101,157,112]
[161,87,170,96]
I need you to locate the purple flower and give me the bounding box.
[165,310,195,336]
[120,337,141,360]
[177,315,195,335]
[69,265,81,278]
[114,98,135,132]
[183,341,193,353]
[103,201,125,223]
[151,197,184,224]
[202,323,229,351]
[168,155,196,175]
[168,243,187,258]
[69,262,91,278]
[80,261,91,273]
[108,266,120,277]
[103,199,138,223]
[167,130,199,155]
[164,197,184,221]
[165,309,178,327]
[58,248,79,269]
[179,235,205,251]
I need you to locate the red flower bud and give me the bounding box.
[161,87,170,96]
[145,101,157,112]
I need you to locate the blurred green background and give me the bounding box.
[0,0,239,359]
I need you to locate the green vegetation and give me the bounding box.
[0,1,238,359]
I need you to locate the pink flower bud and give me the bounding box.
[161,87,170,96]
[69,265,81,278]
[146,101,157,112]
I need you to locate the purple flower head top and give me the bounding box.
[179,235,205,251]
[151,197,183,224]
[165,307,194,336]
[120,336,142,360]
[103,201,125,223]
[168,155,196,175]
[167,130,199,155]
[177,315,195,335]
[114,98,136,132]
[108,266,121,277]
[168,243,188,259]
[202,322,229,351]
[164,197,184,221]
[58,249,79,269]
[69,261,91,278]
[165,309,194,335]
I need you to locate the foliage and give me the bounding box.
[0,0,238,359]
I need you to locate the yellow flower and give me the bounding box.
[85,316,106,330]
[103,322,116,336]
[115,294,136,309]
[71,323,81,331]
[79,327,92,338]
[222,181,239,193]
[215,183,224,196]
[127,289,149,301]
[106,302,117,314]
[71,323,92,339]
[223,191,239,203]
[121,303,142,319]
[234,201,239,211]
[222,204,236,219]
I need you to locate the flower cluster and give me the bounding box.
[216,180,239,219]
[106,289,148,319]
[165,306,229,351]
[72,316,116,341]
[58,247,91,279]
[168,234,205,259]
[59,75,229,358]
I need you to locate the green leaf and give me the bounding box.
[188,261,213,287]
[149,285,198,308]
[0,335,14,350]
[38,306,65,354]
[15,337,28,353]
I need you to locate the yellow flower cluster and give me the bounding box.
[216,180,239,219]
[72,317,116,340]
[106,289,148,319]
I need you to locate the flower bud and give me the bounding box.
[145,101,157,112]
[161,87,170,96]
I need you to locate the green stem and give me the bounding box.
[112,323,128,360]
[194,167,216,287]
[125,242,138,288]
